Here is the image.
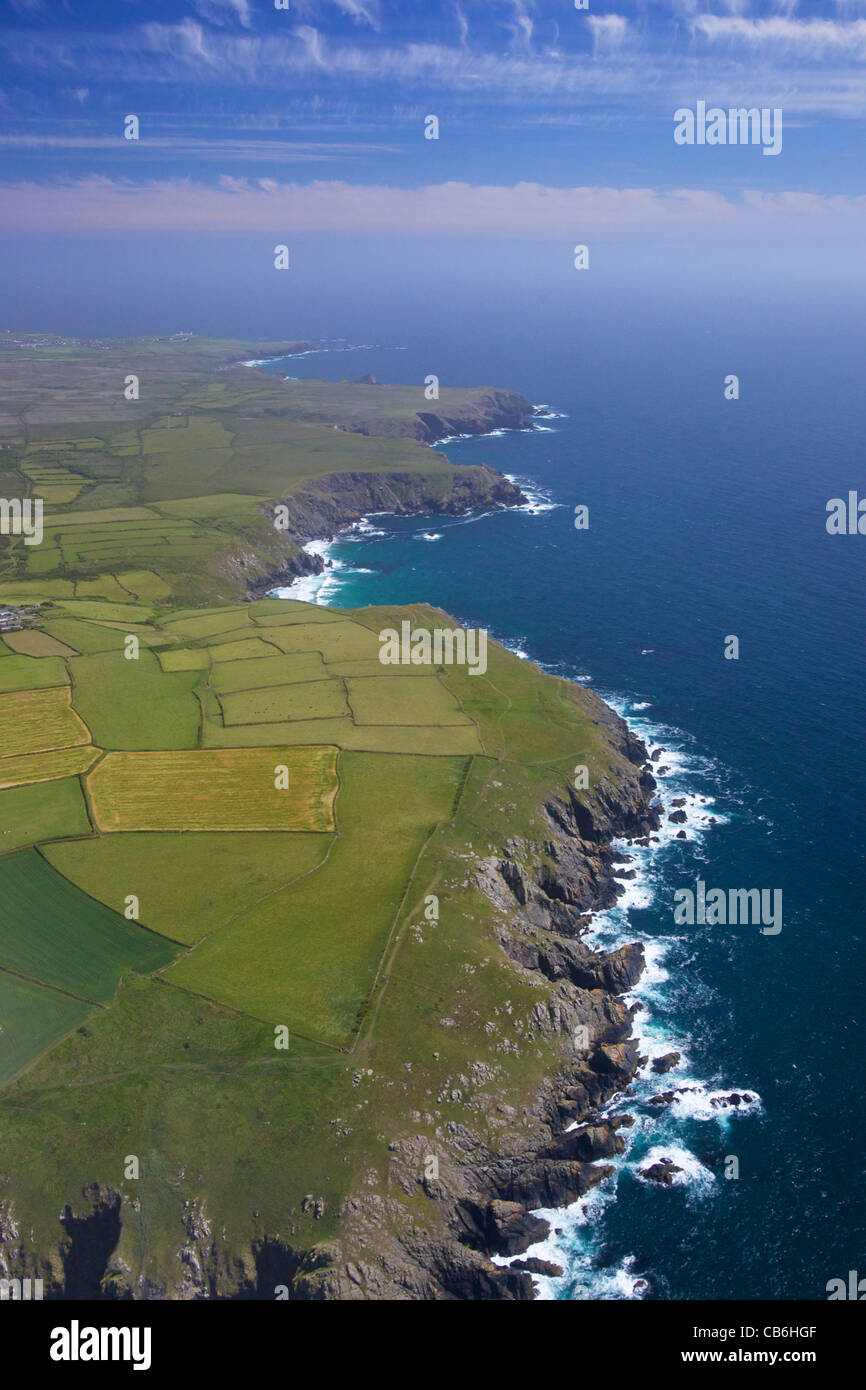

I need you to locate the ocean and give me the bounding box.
[256,285,866,1301]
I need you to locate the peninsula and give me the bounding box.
[0,336,658,1299]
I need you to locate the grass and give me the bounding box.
[74,575,138,602]
[0,848,177,1002]
[0,686,90,758]
[0,777,92,854]
[156,647,210,672]
[0,972,94,1089]
[0,654,70,692]
[69,648,201,749]
[162,611,250,642]
[219,680,350,726]
[42,617,140,654]
[345,675,475,727]
[44,832,331,947]
[201,714,483,754]
[208,637,281,663]
[209,651,328,691]
[57,599,155,623]
[264,620,382,662]
[164,751,466,1046]
[117,570,172,603]
[86,746,339,832]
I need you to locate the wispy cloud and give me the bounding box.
[1,174,864,240]
[587,15,631,54]
[190,0,254,29]
[691,14,866,57]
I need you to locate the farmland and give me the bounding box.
[0,849,177,1000]
[0,972,92,1089]
[0,686,90,757]
[164,751,466,1045]
[86,746,339,832]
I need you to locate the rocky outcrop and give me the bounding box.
[290,712,661,1300]
[246,465,527,597]
[641,1158,683,1186]
[411,391,537,443]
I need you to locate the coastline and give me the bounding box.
[264,462,761,1301]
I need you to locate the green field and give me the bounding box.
[0,849,177,1000]
[70,648,201,749]
[164,752,465,1045]
[219,680,350,726]
[210,651,328,691]
[0,972,93,1089]
[345,674,475,727]
[0,777,92,854]
[264,620,382,662]
[44,832,331,947]
[0,654,70,692]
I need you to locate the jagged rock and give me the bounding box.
[545,1122,624,1162]
[651,1052,681,1074]
[500,1160,613,1209]
[511,1256,565,1278]
[641,1158,683,1186]
[482,1201,550,1256]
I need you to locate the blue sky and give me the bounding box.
[0,0,864,240]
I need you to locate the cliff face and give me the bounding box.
[409,390,537,443]
[292,714,660,1301]
[244,465,527,596]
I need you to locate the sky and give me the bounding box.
[0,0,865,245]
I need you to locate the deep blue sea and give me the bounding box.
[256,289,866,1301]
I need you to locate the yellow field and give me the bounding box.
[0,745,101,789]
[0,686,92,759]
[86,746,338,831]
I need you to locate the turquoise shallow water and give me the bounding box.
[260,294,866,1299]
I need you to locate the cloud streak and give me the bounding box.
[1,175,864,240]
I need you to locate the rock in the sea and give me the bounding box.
[668,810,687,824]
[651,1052,681,1075]
[511,1257,565,1278]
[640,1158,683,1186]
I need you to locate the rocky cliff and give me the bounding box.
[290,704,661,1300]
[245,464,527,595]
